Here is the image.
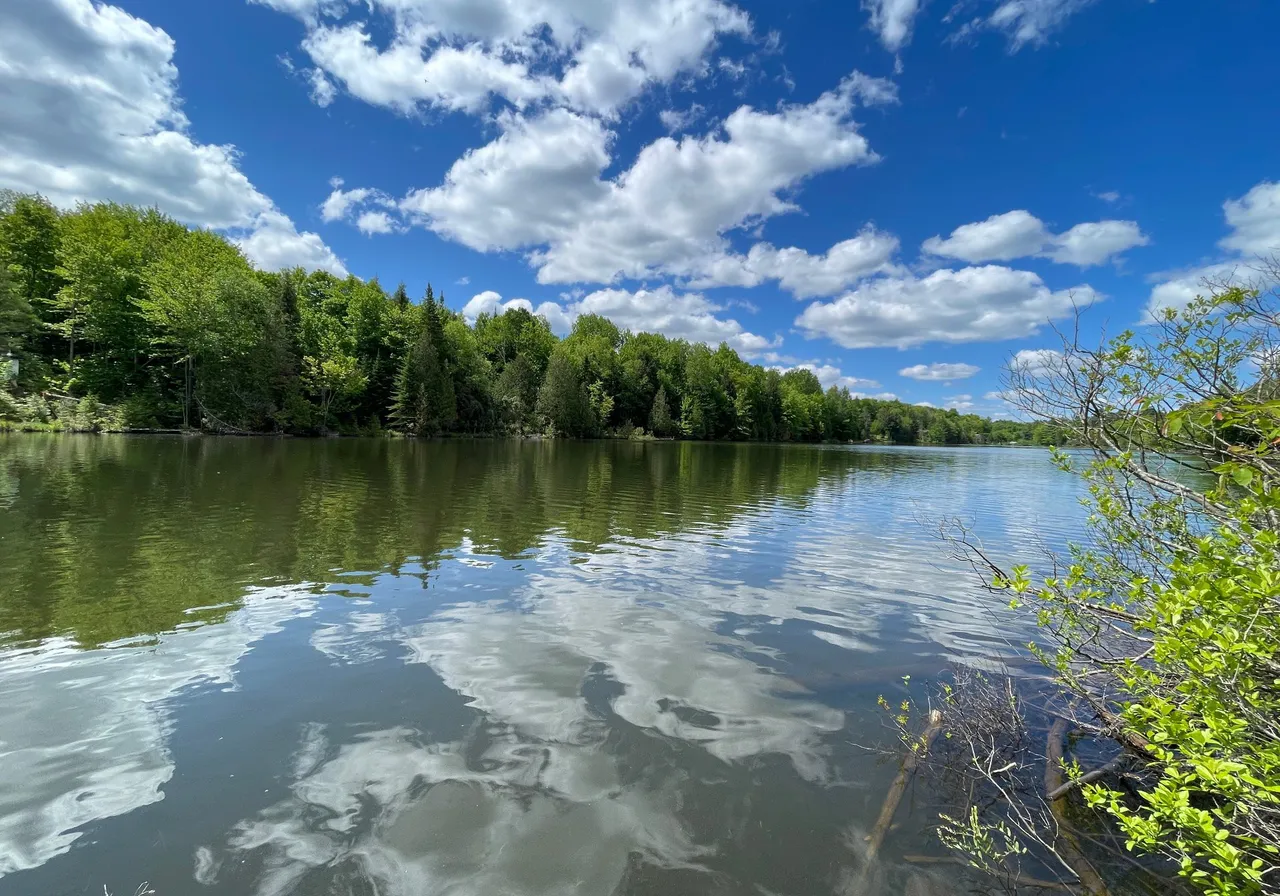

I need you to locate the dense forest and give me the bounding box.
[0,193,1061,444]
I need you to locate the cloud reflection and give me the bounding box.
[0,586,315,877]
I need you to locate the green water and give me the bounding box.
[0,436,1085,895]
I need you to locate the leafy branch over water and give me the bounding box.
[899,276,1280,896]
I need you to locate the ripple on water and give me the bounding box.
[0,438,1088,895]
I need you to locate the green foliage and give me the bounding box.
[0,258,37,361]
[994,285,1280,895]
[0,190,1053,443]
[649,386,676,437]
[537,348,594,437]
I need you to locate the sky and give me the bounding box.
[2,0,1278,415]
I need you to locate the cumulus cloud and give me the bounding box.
[923,210,1148,267]
[690,227,902,296]
[1220,181,1280,257]
[862,0,923,53]
[461,290,574,333]
[356,210,399,235]
[401,109,611,253]
[774,363,882,392]
[1143,262,1250,322]
[898,362,981,381]
[402,72,886,285]
[303,25,556,115]
[321,178,377,222]
[236,211,349,276]
[1145,179,1280,320]
[1009,348,1065,377]
[0,0,344,274]
[462,286,776,354]
[795,265,1100,349]
[256,0,752,119]
[569,287,778,355]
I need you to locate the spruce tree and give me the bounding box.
[649,386,674,437]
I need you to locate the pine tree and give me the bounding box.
[392,282,409,310]
[649,386,675,437]
[390,307,456,435]
[537,351,591,436]
[0,261,37,369]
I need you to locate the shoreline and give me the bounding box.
[0,426,1052,449]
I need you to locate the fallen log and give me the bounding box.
[866,709,945,863]
[1045,717,1111,896]
[845,709,945,895]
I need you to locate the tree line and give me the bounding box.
[0,193,1060,444]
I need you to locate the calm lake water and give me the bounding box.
[0,436,1087,896]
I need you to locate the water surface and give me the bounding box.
[0,436,1085,895]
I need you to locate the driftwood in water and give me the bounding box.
[1046,752,1133,801]
[1045,717,1111,896]
[866,709,944,862]
[845,709,945,895]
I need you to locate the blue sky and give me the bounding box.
[3,0,1278,414]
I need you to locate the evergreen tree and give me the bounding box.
[0,261,37,362]
[649,386,675,437]
[537,350,592,436]
[392,282,409,310]
[391,308,456,435]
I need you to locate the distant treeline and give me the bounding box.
[0,193,1064,445]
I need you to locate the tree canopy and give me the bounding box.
[0,192,1057,444]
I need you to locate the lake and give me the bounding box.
[0,436,1086,896]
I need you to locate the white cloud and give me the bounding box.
[237,211,349,276]
[356,210,399,235]
[718,57,747,78]
[404,72,884,285]
[1046,220,1149,266]
[1095,190,1120,204]
[259,0,752,119]
[461,290,572,332]
[303,26,556,115]
[985,0,1099,51]
[0,586,315,878]
[923,210,1148,267]
[401,108,612,252]
[923,211,1051,262]
[1143,261,1249,322]
[658,104,705,134]
[570,287,777,355]
[321,178,376,222]
[308,67,337,106]
[787,363,882,392]
[1009,348,1065,377]
[898,362,981,381]
[1145,179,1280,320]
[943,393,975,411]
[464,286,775,353]
[862,0,922,53]
[795,265,1100,349]
[0,0,345,275]
[1220,180,1280,257]
[690,227,901,295]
